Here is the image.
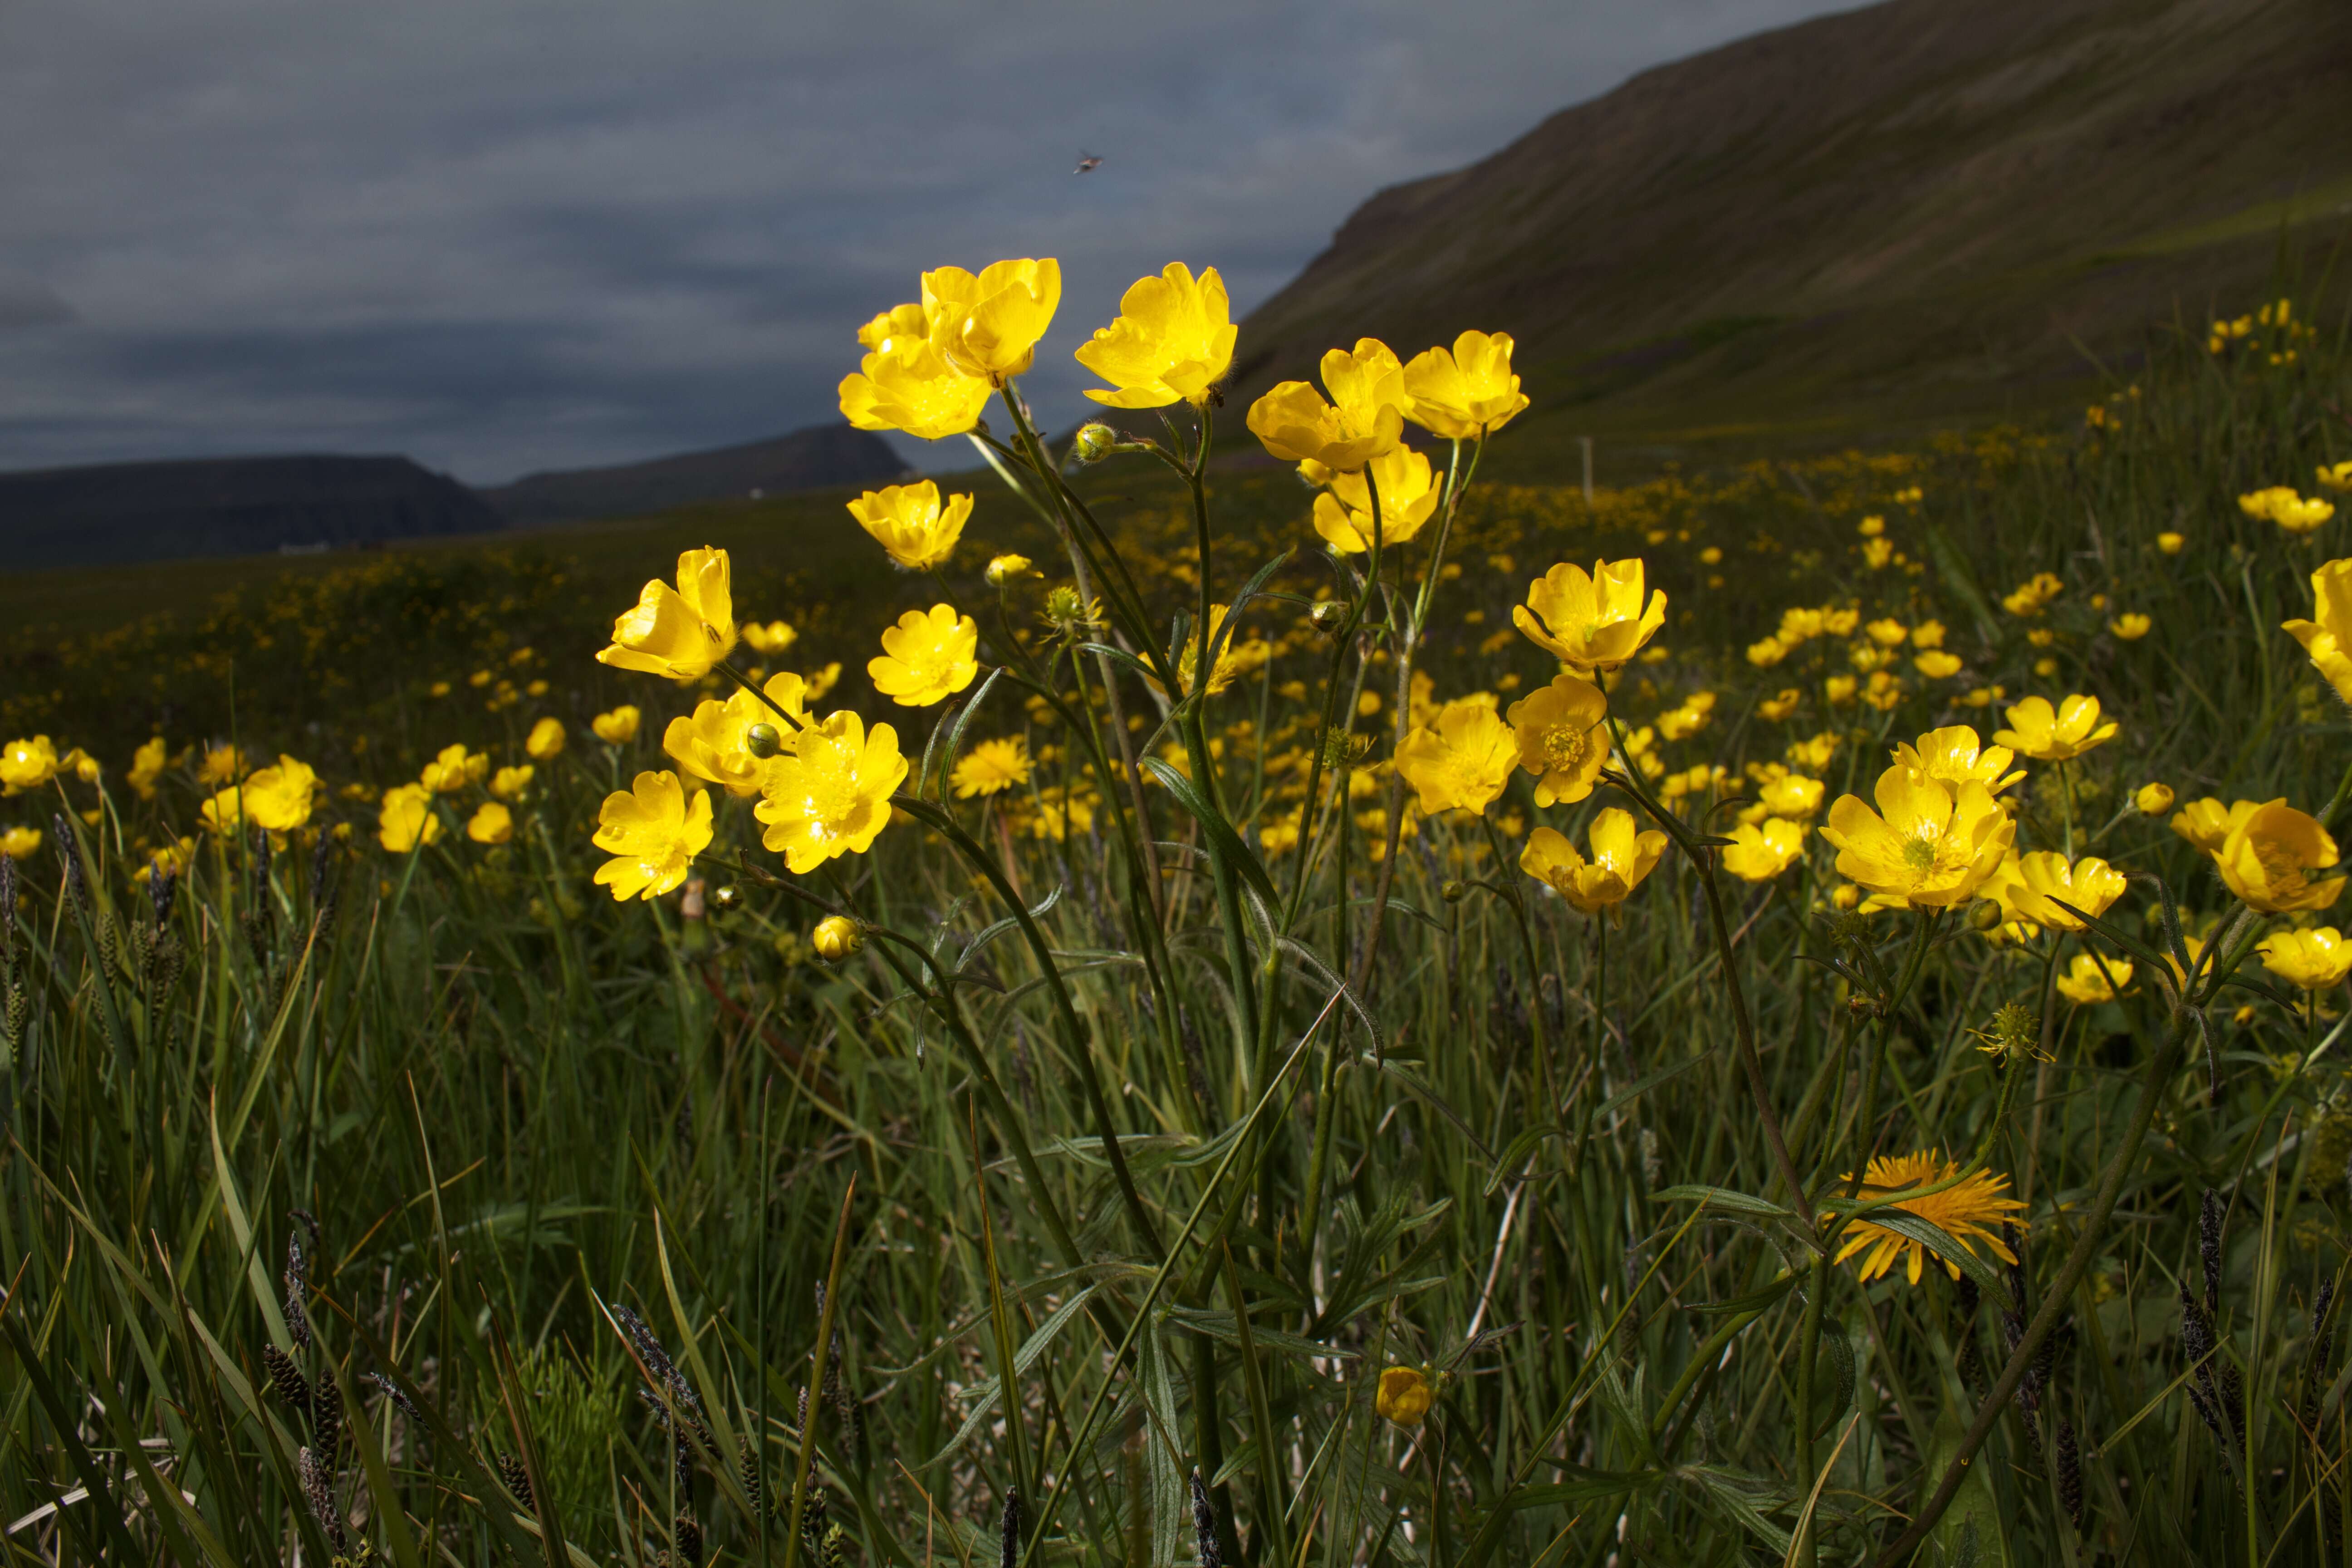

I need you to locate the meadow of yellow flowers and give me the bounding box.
[1,262,2348,1566]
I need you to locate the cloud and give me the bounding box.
[0,0,1861,482]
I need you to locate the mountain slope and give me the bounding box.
[0,454,501,570]
[480,422,909,527]
[1233,0,2352,450]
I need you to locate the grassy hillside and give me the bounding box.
[1233,0,2352,471]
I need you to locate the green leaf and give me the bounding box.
[931,665,1007,800]
[1485,1122,1568,1194]
[928,1284,1102,1466]
[1653,1184,1800,1221]
[1691,1273,1798,1315]
[1839,1208,2016,1312]
[1142,757,1279,910]
[1592,1051,1715,1124]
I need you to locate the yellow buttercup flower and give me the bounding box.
[2055,953,2132,1005]
[870,605,980,708]
[1865,618,1908,647]
[1993,694,2117,762]
[377,784,443,853]
[197,786,246,838]
[921,257,1061,383]
[1401,329,1529,439]
[1376,1366,1433,1426]
[2259,927,2352,991]
[838,299,990,436]
[592,770,714,902]
[1520,808,1668,916]
[238,755,318,833]
[467,802,515,845]
[2157,530,2185,555]
[951,736,1031,799]
[592,706,642,745]
[1,735,59,795]
[1722,818,1807,881]
[1972,849,2041,943]
[1245,339,1408,471]
[2135,782,2175,816]
[2215,799,2343,914]
[598,547,738,680]
[2244,486,2335,534]
[2319,461,2352,493]
[489,764,534,802]
[1758,771,1824,818]
[127,736,168,800]
[1914,650,1963,679]
[1821,764,2014,907]
[665,674,812,797]
[2239,486,2297,521]
[2009,851,2128,932]
[1828,1151,2023,1286]
[2171,796,2256,853]
[1075,261,1236,407]
[1505,674,1610,808]
[848,480,972,572]
[2282,557,2352,706]
[1311,444,1441,554]
[755,710,906,874]
[1892,725,2024,797]
[985,554,1036,587]
[1746,637,1788,667]
[198,744,246,786]
[419,744,489,794]
[525,717,566,761]
[0,825,39,859]
[741,620,798,655]
[1513,558,1666,674]
[1758,688,1801,722]
[2109,613,2151,640]
[1395,699,1518,816]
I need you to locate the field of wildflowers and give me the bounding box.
[3,260,2351,1566]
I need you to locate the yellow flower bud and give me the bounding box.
[1376,1366,1433,1426]
[1069,421,1120,464]
[2135,782,2175,817]
[813,915,863,961]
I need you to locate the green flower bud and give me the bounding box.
[745,722,783,760]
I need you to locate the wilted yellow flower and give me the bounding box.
[1245,339,1407,471]
[741,620,798,655]
[2009,851,2128,931]
[1075,261,1235,407]
[378,783,443,853]
[1828,1151,2023,1286]
[1396,700,1517,816]
[1993,695,2116,762]
[2135,782,2175,816]
[2259,927,2352,991]
[592,706,642,745]
[2055,953,2132,1006]
[666,675,812,796]
[921,257,1062,383]
[419,744,488,795]
[0,824,40,858]
[1,735,59,795]
[951,736,1031,799]
[1521,808,1667,916]
[812,915,863,960]
[848,480,972,572]
[1505,675,1609,807]
[1377,1366,1433,1426]
[1821,764,2014,907]
[2171,796,2256,853]
[2157,530,2185,555]
[593,770,713,901]
[1514,558,1666,674]
[1401,329,1529,439]
[985,554,1036,587]
[871,605,980,707]
[1722,818,1806,881]
[2215,800,2343,914]
[598,547,738,680]
[755,710,906,874]
[489,764,535,802]
[2283,558,2352,706]
[1311,444,1441,553]
[2108,613,2151,641]
[467,802,515,845]
[523,717,566,761]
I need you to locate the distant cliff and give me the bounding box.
[1,454,503,571]
[479,422,910,527]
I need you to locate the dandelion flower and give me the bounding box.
[1827,1151,2024,1286]
[870,605,980,707]
[848,480,972,572]
[592,770,713,901]
[1075,261,1236,407]
[951,736,1031,799]
[598,547,738,680]
[755,710,906,874]
[1395,699,1517,816]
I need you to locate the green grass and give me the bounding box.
[5,293,2352,1567]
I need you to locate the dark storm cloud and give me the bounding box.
[0,0,1862,483]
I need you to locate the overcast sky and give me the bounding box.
[0,0,1860,485]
